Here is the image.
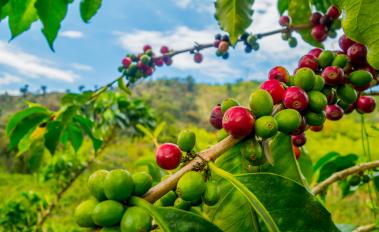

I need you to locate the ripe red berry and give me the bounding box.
[311,25,328,42]
[321,66,344,86]
[327,5,340,20]
[310,125,323,132]
[163,55,173,65]
[309,12,322,26]
[268,66,290,83]
[356,96,376,113]
[160,46,169,54]
[290,117,307,135]
[209,105,223,129]
[298,54,318,71]
[347,43,367,64]
[292,133,306,147]
[292,145,301,160]
[339,35,355,53]
[194,53,203,63]
[144,67,154,76]
[308,48,323,58]
[260,79,285,104]
[283,86,309,111]
[154,58,164,67]
[326,104,344,120]
[156,143,182,170]
[279,16,290,26]
[122,57,132,68]
[143,44,152,53]
[222,106,255,139]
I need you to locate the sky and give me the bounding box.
[0,0,342,95]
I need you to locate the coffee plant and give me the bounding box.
[2,0,379,231]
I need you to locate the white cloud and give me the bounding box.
[174,0,191,8]
[60,30,84,39]
[71,63,93,72]
[0,41,79,82]
[172,0,213,13]
[115,26,241,81]
[0,73,22,85]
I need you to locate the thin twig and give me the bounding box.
[353,223,377,232]
[312,160,379,195]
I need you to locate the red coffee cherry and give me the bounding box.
[209,105,223,129]
[283,86,309,111]
[156,143,182,170]
[298,54,318,71]
[292,133,307,147]
[222,106,255,139]
[308,48,323,58]
[347,43,367,64]
[260,79,285,104]
[325,104,344,121]
[321,66,344,86]
[268,66,290,83]
[279,16,290,26]
[356,96,376,114]
[310,125,323,132]
[311,25,328,42]
[339,35,355,53]
[326,5,340,20]
[292,145,301,160]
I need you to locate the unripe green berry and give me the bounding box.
[254,116,278,138]
[221,98,240,113]
[177,130,196,152]
[318,50,335,68]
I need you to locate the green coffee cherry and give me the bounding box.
[132,172,153,196]
[337,84,357,104]
[221,98,240,113]
[88,170,109,201]
[313,75,325,91]
[249,89,273,118]
[104,169,134,201]
[254,116,278,138]
[304,111,326,126]
[348,70,373,87]
[176,171,205,202]
[160,191,177,206]
[288,37,297,47]
[75,198,98,228]
[177,130,196,152]
[274,109,302,134]
[91,200,124,227]
[332,54,349,68]
[121,206,152,232]
[308,91,327,113]
[174,198,192,211]
[348,175,361,186]
[318,50,335,68]
[294,68,315,91]
[203,181,220,206]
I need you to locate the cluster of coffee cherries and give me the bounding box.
[154,130,220,210]
[74,169,153,231]
[279,5,341,43]
[209,36,377,160]
[348,172,371,187]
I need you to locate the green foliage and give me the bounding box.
[215,0,254,45]
[341,0,379,69]
[277,0,288,15]
[80,0,102,23]
[317,153,358,182]
[8,0,38,39]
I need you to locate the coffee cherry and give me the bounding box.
[75,198,98,227]
[338,100,355,114]
[209,105,223,129]
[362,175,370,183]
[339,35,355,52]
[308,48,323,58]
[213,40,221,48]
[274,109,302,134]
[218,41,229,53]
[283,86,309,111]
[305,111,326,126]
[215,34,222,40]
[308,91,327,113]
[327,5,340,20]
[348,70,373,87]
[260,79,285,104]
[254,116,278,138]
[322,87,337,104]
[347,43,367,64]
[154,58,164,67]
[160,46,169,54]
[328,30,337,39]
[318,50,335,68]
[313,74,325,91]
[221,98,240,113]
[156,143,182,170]
[332,54,349,68]
[298,55,318,71]
[132,172,152,196]
[160,191,177,206]
[88,170,109,201]
[268,66,290,83]
[358,65,377,78]
[281,32,290,41]
[309,12,322,26]
[249,89,274,117]
[121,207,152,232]
[143,44,152,52]
[174,198,192,211]
[92,200,124,227]
[337,84,357,104]
[177,130,196,152]
[251,43,260,51]
[348,175,361,186]
[163,55,173,65]
[244,45,253,53]
[356,96,376,113]
[203,181,220,206]
[294,67,315,91]
[104,169,134,201]
[279,16,290,26]
[290,117,307,135]
[291,145,301,160]
[122,57,132,69]
[288,37,298,47]
[247,35,258,46]
[222,106,255,138]
[176,171,205,202]
[326,104,344,120]
[310,125,323,132]
[194,53,203,63]
[292,133,306,147]
[221,34,230,42]
[320,15,332,27]
[311,25,328,42]
[321,66,344,86]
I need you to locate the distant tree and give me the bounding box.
[226,83,233,95]
[78,85,85,92]
[41,85,47,96]
[19,85,29,98]
[66,89,71,93]
[185,76,195,92]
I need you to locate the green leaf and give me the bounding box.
[136,124,154,140]
[34,0,69,50]
[341,0,379,69]
[67,123,83,152]
[44,121,63,154]
[134,158,163,182]
[6,106,49,135]
[8,0,38,38]
[73,115,102,151]
[0,0,10,19]
[57,105,79,125]
[80,0,102,23]
[298,147,313,183]
[313,151,340,172]
[317,154,358,182]
[214,0,254,45]
[130,197,222,232]
[117,77,131,95]
[277,0,288,15]
[153,122,166,138]
[311,0,332,13]
[237,173,339,231]
[263,133,308,185]
[288,0,324,48]
[336,224,358,232]
[209,162,279,232]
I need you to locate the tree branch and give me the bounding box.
[312,160,379,195]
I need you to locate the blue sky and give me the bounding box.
[0,0,341,95]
